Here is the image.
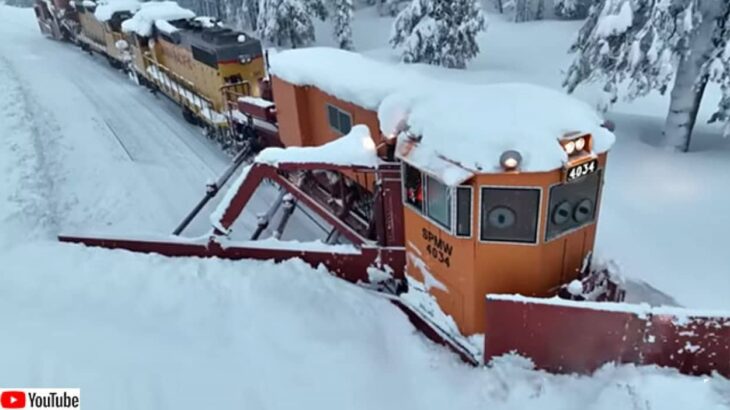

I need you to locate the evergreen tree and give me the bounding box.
[242,0,260,30]
[564,0,730,152]
[554,0,593,19]
[390,0,487,69]
[331,0,354,49]
[256,0,326,48]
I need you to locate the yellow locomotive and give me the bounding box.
[119,2,267,130]
[51,0,267,148]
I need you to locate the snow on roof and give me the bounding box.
[269,47,429,110]
[382,83,615,176]
[193,16,220,28]
[93,0,140,22]
[121,1,194,37]
[255,125,381,168]
[269,48,615,177]
[154,19,178,35]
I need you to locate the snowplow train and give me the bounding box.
[37,0,730,379]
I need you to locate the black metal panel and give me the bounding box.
[456,187,472,237]
[546,171,602,241]
[480,188,540,243]
[191,44,218,68]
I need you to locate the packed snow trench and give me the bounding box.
[1,4,730,409]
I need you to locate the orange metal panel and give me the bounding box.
[403,153,608,336]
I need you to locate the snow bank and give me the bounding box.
[93,0,140,22]
[121,1,194,37]
[270,48,615,174]
[2,241,728,409]
[255,125,380,167]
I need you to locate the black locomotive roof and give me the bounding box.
[160,20,262,66]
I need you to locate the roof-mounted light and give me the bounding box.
[560,133,592,157]
[500,150,522,171]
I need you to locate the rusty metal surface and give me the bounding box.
[484,297,730,378]
[58,234,405,284]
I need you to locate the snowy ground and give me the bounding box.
[1,4,729,409]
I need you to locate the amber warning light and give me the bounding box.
[0,388,80,409]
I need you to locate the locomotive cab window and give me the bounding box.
[403,163,423,211]
[327,104,352,135]
[402,164,471,233]
[455,186,472,237]
[480,187,540,243]
[546,171,602,241]
[426,175,451,230]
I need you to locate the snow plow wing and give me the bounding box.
[57,234,404,285]
[484,295,730,378]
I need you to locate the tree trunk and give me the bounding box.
[663,59,708,152]
[662,3,723,152]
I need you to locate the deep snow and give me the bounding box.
[1,3,729,409]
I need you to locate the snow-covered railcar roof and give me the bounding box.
[269,48,615,176]
[121,1,195,37]
[269,47,430,111]
[381,83,615,175]
[93,0,140,22]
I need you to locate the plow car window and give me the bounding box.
[327,104,352,135]
[455,186,472,237]
[546,171,602,241]
[403,163,423,211]
[480,188,540,243]
[426,175,452,230]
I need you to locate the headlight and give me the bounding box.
[500,150,522,171]
[575,137,586,151]
[564,141,576,155]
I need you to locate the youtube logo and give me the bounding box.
[0,391,25,409]
[0,389,79,409]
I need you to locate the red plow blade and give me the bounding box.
[484,294,730,378]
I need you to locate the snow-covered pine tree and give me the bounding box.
[554,0,593,19]
[331,0,354,49]
[242,0,260,30]
[390,0,487,69]
[564,0,730,152]
[256,0,326,48]
[380,0,408,16]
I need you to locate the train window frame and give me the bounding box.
[454,186,472,238]
[326,104,352,135]
[402,162,424,212]
[545,170,603,242]
[478,186,542,245]
[425,175,452,231]
[401,163,471,235]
